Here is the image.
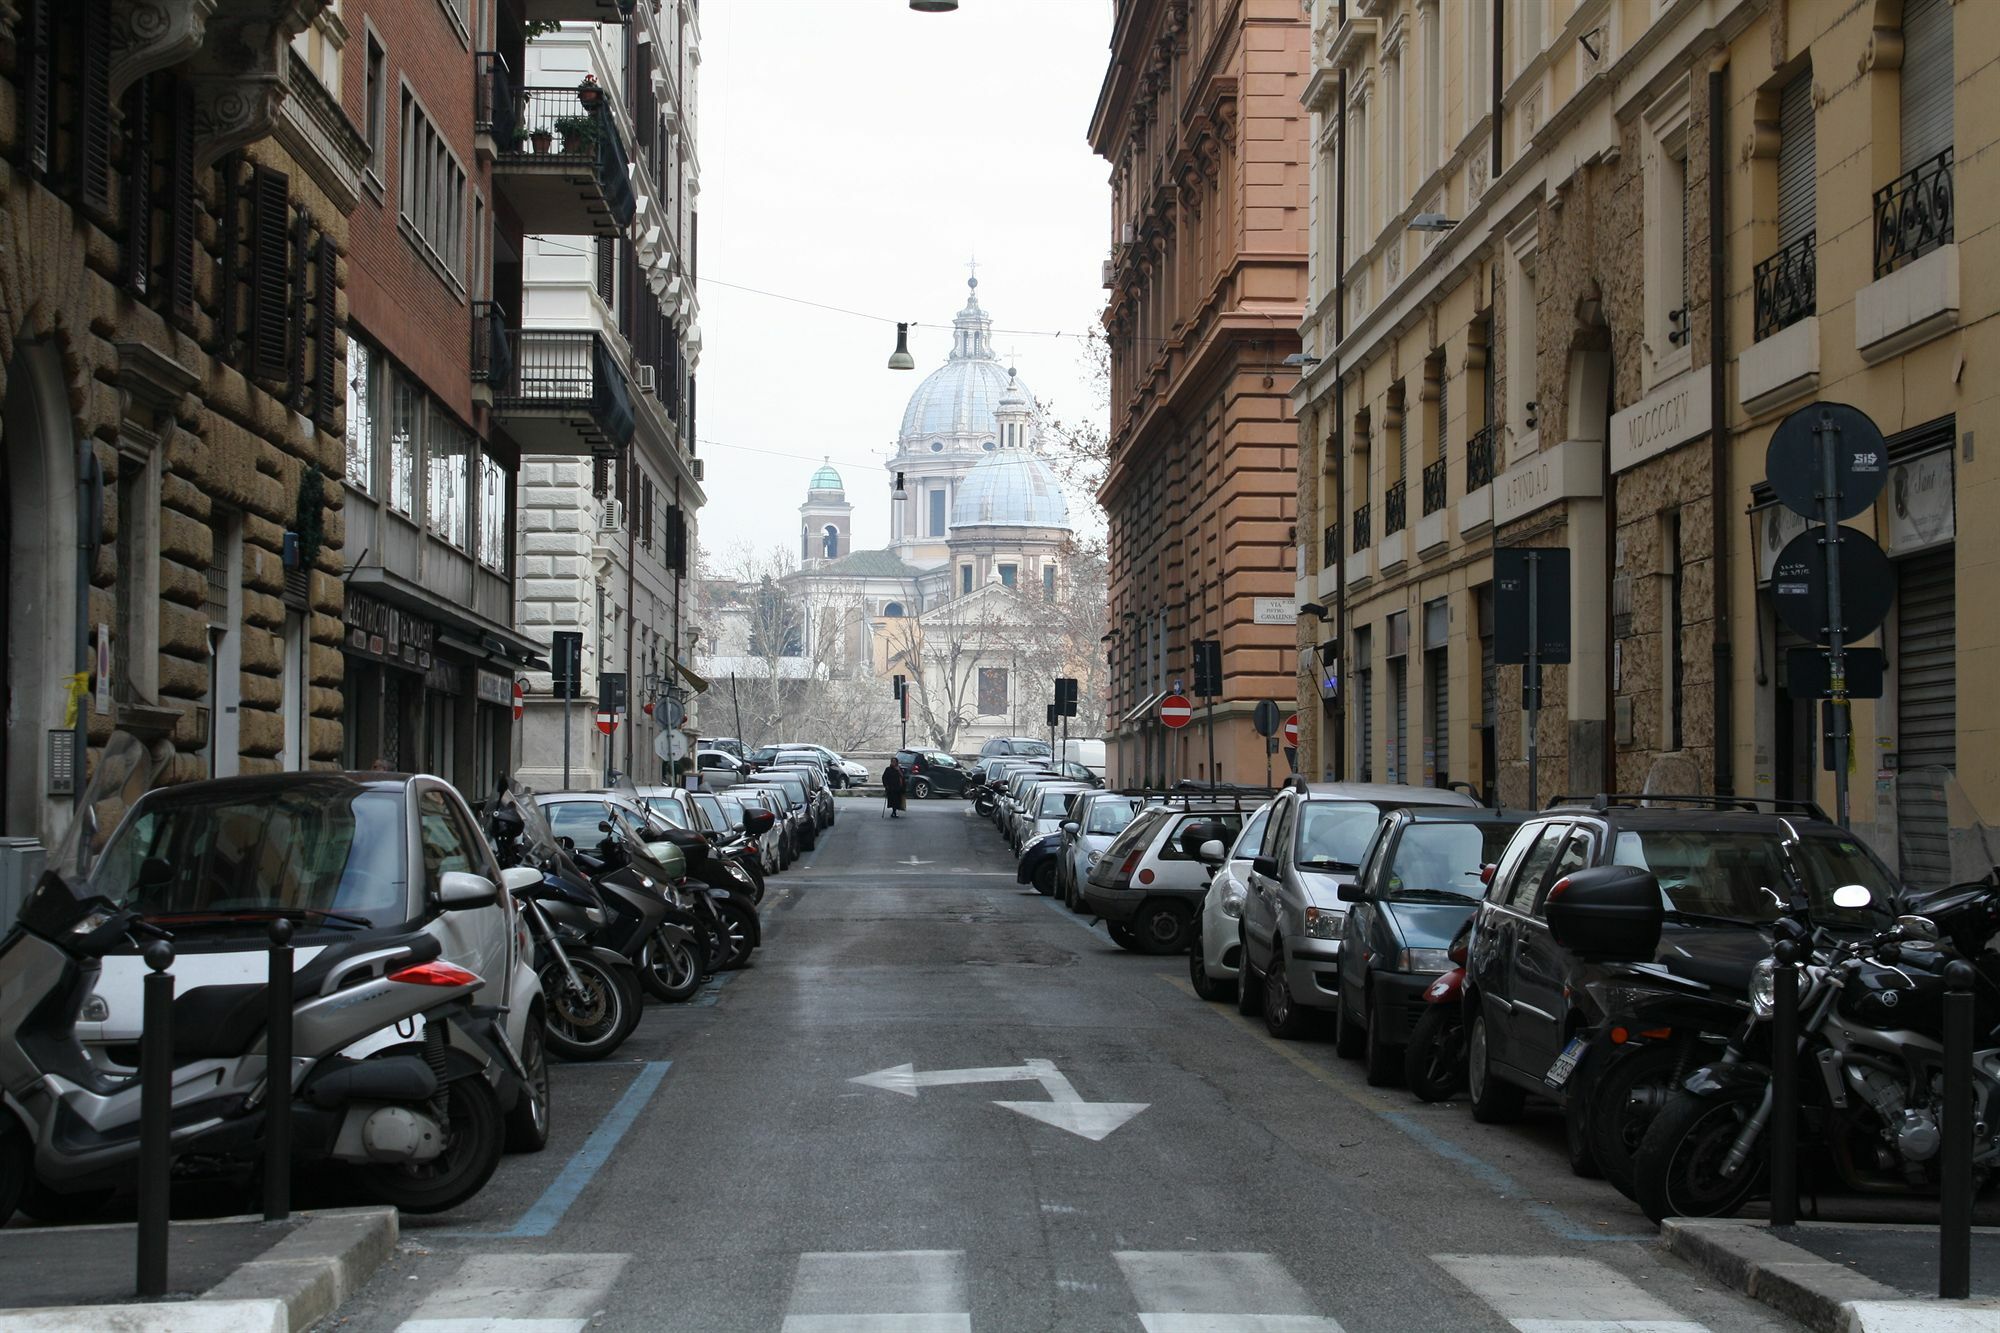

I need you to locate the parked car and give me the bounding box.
[741,774,816,851]
[703,737,747,760]
[896,748,973,799]
[760,762,834,830]
[1462,796,1897,1186]
[1237,781,1480,1036]
[728,787,796,868]
[1060,737,1107,779]
[1083,794,1266,953]
[715,790,784,874]
[1329,808,1526,1080]
[1058,791,1142,911]
[980,736,1053,761]
[766,742,867,787]
[1190,801,1276,1001]
[695,749,750,790]
[1015,781,1090,857]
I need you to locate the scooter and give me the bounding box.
[1403,919,1473,1101]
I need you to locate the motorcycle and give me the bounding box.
[489,789,645,1059]
[0,736,512,1221]
[1404,918,1473,1101]
[588,816,759,974]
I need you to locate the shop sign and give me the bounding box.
[476,669,512,708]
[1885,448,1955,555]
[344,588,435,672]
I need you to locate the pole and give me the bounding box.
[1940,960,1976,1297]
[730,673,744,743]
[562,668,573,791]
[262,919,294,1221]
[1206,697,1217,792]
[1769,940,1800,1227]
[1525,551,1541,810]
[137,941,175,1297]
[1816,409,1851,827]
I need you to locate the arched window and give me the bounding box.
[883,601,905,618]
[822,524,839,559]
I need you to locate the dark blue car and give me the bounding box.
[1333,808,1526,1085]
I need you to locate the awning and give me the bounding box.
[1120,690,1167,725]
[347,568,547,669]
[672,657,708,695]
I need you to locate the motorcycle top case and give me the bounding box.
[1543,865,1664,963]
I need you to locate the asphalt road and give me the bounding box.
[324,799,1795,1332]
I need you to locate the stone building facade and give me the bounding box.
[1091,0,1310,790]
[0,0,359,852]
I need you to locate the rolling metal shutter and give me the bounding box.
[1429,650,1449,784]
[1391,659,1408,785]
[1777,69,1815,247]
[1358,671,1373,783]
[1895,546,1956,885]
[1901,0,1954,171]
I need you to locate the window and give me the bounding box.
[1643,81,1693,384]
[960,565,973,595]
[1465,3,1488,137]
[883,601,905,618]
[1422,1,1442,176]
[345,336,375,493]
[1383,50,1403,215]
[1043,565,1056,600]
[1901,0,1953,172]
[389,372,419,516]
[1234,806,1271,860]
[1516,0,1543,77]
[425,402,468,548]
[1538,829,1595,915]
[1355,625,1374,781]
[977,667,1008,716]
[477,451,507,571]
[1502,823,1567,911]
[363,32,385,179]
[418,788,479,891]
[998,563,1017,589]
[397,86,466,285]
[1347,89,1369,247]
[928,486,947,536]
[1664,510,1684,750]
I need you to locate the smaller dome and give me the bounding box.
[949,450,1071,530]
[807,459,843,492]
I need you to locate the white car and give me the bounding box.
[771,742,868,787]
[694,749,749,790]
[1191,801,1275,1002]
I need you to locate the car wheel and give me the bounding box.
[1263,941,1313,1039]
[503,1005,552,1153]
[910,777,931,800]
[1333,973,1365,1058]
[1466,1011,1526,1124]
[1362,986,1401,1086]
[1133,900,1191,954]
[1403,1005,1467,1102]
[1235,926,1264,1016]
[1032,862,1057,896]
[1107,922,1141,952]
[1189,929,1236,1002]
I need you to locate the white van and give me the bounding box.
[1061,738,1106,778]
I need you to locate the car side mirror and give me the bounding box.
[500,866,543,894]
[437,870,500,910]
[1061,821,1080,837]
[1197,838,1227,867]
[1337,882,1364,903]
[1543,865,1664,962]
[598,819,614,834]
[1251,855,1280,879]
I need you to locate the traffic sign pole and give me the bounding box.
[1818,408,1851,827]
[1526,551,1541,811]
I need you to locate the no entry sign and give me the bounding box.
[595,710,620,735]
[512,679,525,721]
[1282,713,1299,748]
[1158,693,1193,729]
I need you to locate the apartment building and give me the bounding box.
[1296,0,1994,877]
[509,11,705,789]
[0,1,359,856]
[1091,0,1311,789]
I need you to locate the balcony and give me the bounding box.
[1421,457,1447,516]
[488,328,636,456]
[1351,502,1371,553]
[1466,425,1495,491]
[1874,150,1952,279]
[1754,232,1816,341]
[521,0,633,23]
[482,67,636,238]
[1384,478,1407,536]
[471,301,513,403]
[1322,522,1340,569]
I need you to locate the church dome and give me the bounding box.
[896,279,1035,444]
[807,459,843,492]
[949,450,1071,530]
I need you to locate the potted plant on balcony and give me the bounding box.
[529,124,552,154]
[553,114,598,155]
[576,74,603,107]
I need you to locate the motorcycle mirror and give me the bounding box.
[1894,913,1942,942]
[1832,884,1874,910]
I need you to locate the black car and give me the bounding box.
[896,748,971,798]
[1462,796,1898,1184]
[1332,808,1526,1085]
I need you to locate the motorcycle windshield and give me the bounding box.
[17,731,164,935]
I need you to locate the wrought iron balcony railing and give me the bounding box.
[1323,522,1339,568]
[1874,148,1952,279]
[490,328,636,452]
[1384,478,1408,535]
[471,300,513,388]
[1466,424,1495,491]
[1421,457,1447,516]
[486,76,637,234]
[1753,231,1816,340]
[1351,501,1371,552]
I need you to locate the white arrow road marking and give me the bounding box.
[848,1059,1148,1140]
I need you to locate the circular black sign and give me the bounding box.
[1770,527,1895,645]
[1766,401,1888,521]
[1252,699,1281,737]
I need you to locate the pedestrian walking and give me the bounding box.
[881,759,906,819]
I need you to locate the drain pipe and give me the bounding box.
[1331,60,1348,782]
[1708,60,1733,796]
[73,439,101,807]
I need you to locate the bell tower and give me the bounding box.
[800,458,851,567]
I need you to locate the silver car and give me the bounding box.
[1236,781,1479,1036]
[1058,791,1141,911]
[1016,782,1089,854]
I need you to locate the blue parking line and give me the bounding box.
[1378,1109,1652,1243]
[689,970,736,1007]
[448,1059,671,1239]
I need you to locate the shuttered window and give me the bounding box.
[250,166,292,382]
[1390,659,1408,785]
[1777,69,1815,248]
[75,0,111,214]
[1901,0,1953,171]
[166,81,196,323]
[1428,649,1449,784]
[1355,627,1373,782]
[120,75,151,295]
[1896,545,1956,884]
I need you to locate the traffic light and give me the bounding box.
[892,674,906,701]
[1055,676,1078,717]
[1192,639,1222,698]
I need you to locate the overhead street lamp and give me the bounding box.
[1281,352,1321,368]
[910,0,958,10]
[887,322,916,370]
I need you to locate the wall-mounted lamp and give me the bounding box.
[1410,213,1460,232]
[1298,602,1329,619]
[1578,27,1603,60]
[887,323,916,371]
[1281,352,1322,368]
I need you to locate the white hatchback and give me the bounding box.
[1190,801,1275,1001]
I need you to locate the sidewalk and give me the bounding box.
[0,1206,396,1331]
[1663,1217,2000,1332]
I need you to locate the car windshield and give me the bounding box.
[1037,790,1075,818]
[926,752,960,768]
[690,792,727,830]
[639,792,691,827]
[1010,741,1051,758]
[1086,797,1139,835]
[1386,821,1522,899]
[1609,826,1895,926]
[93,783,409,926]
[1295,801,1389,869]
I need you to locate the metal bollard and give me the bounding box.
[1939,959,1975,1299]
[136,941,175,1297]
[1769,940,1801,1228]
[262,918,294,1223]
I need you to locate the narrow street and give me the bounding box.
[328,801,1792,1332]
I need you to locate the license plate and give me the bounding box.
[1544,1036,1586,1090]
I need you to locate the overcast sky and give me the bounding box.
[695,0,1113,573]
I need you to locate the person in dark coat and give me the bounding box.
[881,759,907,818]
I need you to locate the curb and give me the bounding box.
[1661,1218,2000,1332]
[0,1206,398,1333]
